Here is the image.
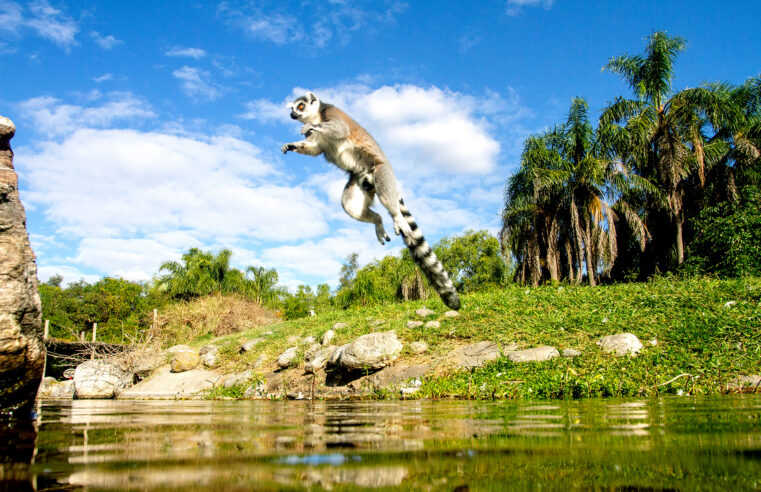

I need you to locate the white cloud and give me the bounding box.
[0,1,79,47]
[93,73,113,83]
[18,92,155,137]
[26,1,79,46]
[37,264,100,286]
[506,0,554,16]
[166,46,207,59]
[218,1,407,48]
[90,31,121,49]
[172,66,224,101]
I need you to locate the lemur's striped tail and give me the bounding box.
[398,199,461,310]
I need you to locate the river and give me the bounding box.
[3,395,760,490]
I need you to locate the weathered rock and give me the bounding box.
[332,322,349,330]
[443,310,459,318]
[167,344,193,354]
[424,321,440,329]
[199,345,219,368]
[406,321,423,328]
[303,336,316,345]
[74,360,132,399]
[218,369,252,388]
[369,320,384,327]
[561,348,582,358]
[320,329,335,346]
[329,344,347,367]
[244,382,267,398]
[409,341,428,354]
[305,346,334,374]
[415,308,434,318]
[120,366,221,398]
[287,336,301,345]
[304,343,322,362]
[506,346,559,363]
[240,338,264,352]
[0,116,45,413]
[727,375,761,392]
[364,363,429,388]
[38,378,75,399]
[277,347,300,369]
[338,331,403,371]
[171,351,200,373]
[448,341,501,370]
[131,349,165,378]
[598,333,643,356]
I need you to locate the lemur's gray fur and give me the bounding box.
[281,92,460,310]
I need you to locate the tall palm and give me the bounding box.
[245,266,281,305]
[158,248,239,299]
[601,31,738,268]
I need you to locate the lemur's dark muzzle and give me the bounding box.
[290,111,298,119]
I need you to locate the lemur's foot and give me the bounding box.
[393,218,412,237]
[375,225,391,245]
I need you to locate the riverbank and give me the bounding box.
[39,276,761,400]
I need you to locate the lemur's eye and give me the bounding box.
[297,103,305,111]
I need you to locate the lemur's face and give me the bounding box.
[289,92,321,124]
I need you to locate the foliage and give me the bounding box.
[39,277,163,342]
[686,187,761,276]
[434,230,508,292]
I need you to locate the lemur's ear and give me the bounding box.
[306,92,317,103]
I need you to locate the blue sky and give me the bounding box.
[1,0,760,290]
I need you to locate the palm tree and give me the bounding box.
[601,31,738,269]
[158,248,240,299]
[503,98,655,286]
[245,266,281,305]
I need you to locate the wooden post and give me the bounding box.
[90,323,97,360]
[153,309,158,330]
[43,319,49,340]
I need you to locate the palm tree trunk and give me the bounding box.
[584,220,597,286]
[675,215,684,265]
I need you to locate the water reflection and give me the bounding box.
[19,396,761,490]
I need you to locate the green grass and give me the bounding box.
[171,275,761,399]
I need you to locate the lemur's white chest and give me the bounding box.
[320,137,364,173]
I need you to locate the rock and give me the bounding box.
[369,320,384,327]
[332,322,349,330]
[0,115,45,414]
[444,310,459,318]
[38,378,76,399]
[199,345,219,368]
[409,341,428,354]
[303,336,316,345]
[244,382,267,398]
[305,347,334,374]
[240,338,264,352]
[597,333,643,356]
[727,375,761,392]
[561,348,582,358]
[328,344,348,367]
[338,331,403,371]
[424,321,440,329]
[415,308,434,318]
[364,363,429,388]
[277,347,300,369]
[287,336,301,345]
[304,343,322,362]
[406,321,423,328]
[167,344,194,354]
[131,349,165,378]
[219,369,252,388]
[74,360,132,399]
[448,341,501,370]
[120,366,221,398]
[320,329,335,346]
[171,352,200,373]
[506,346,559,363]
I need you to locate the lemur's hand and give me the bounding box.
[281,143,297,154]
[300,124,318,137]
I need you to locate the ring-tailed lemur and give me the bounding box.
[281,92,460,310]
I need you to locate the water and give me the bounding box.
[4,396,760,490]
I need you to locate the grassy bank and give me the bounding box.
[158,276,761,399]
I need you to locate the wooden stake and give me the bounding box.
[91,323,97,359]
[43,319,49,340]
[153,309,158,330]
